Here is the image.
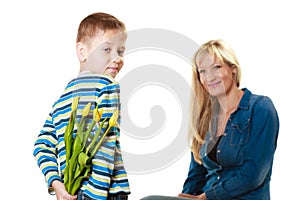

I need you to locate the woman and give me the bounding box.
[142,39,279,200]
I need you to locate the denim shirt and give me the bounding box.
[182,88,279,200]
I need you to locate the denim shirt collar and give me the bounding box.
[210,88,251,129]
[238,88,252,110]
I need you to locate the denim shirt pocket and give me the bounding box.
[230,118,250,146]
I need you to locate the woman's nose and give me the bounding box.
[204,69,216,82]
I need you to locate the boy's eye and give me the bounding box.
[117,49,125,56]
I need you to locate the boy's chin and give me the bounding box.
[104,72,117,78]
[104,70,119,78]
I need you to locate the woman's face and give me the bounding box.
[197,53,237,97]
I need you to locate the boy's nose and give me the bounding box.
[111,50,122,63]
[113,56,122,63]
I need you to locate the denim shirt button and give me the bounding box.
[223,133,227,136]
[217,150,221,153]
[217,176,220,179]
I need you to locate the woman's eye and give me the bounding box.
[198,69,205,74]
[213,65,222,70]
[104,48,111,53]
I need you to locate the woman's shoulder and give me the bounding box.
[244,88,277,113]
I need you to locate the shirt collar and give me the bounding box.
[238,88,252,110]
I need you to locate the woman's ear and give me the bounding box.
[232,65,237,74]
[76,42,87,62]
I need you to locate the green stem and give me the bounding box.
[83,120,96,145]
[89,124,113,158]
[65,111,76,162]
[85,118,107,154]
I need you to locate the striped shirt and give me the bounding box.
[33,72,130,199]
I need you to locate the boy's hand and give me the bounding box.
[178,193,207,200]
[52,180,77,200]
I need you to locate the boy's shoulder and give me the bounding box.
[52,73,119,109]
[68,72,118,87]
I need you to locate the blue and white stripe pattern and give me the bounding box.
[33,72,130,199]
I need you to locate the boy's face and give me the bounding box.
[79,29,127,78]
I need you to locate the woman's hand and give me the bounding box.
[178,193,207,200]
[52,180,77,200]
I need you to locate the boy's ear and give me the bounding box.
[76,42,87,62]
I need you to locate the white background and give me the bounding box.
[0,0,298,199]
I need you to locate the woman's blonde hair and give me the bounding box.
[189,39,241,164]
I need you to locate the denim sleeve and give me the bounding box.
[205,97,280,199]
[182,152,207,195]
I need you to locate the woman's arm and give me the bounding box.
[181,152,208,195]
[178,193,207,200]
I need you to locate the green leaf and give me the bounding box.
[78,152,89,167]
[70,169,91,195]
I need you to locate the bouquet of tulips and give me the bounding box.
[63,96,119,195]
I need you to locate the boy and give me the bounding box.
[33,12,130,200]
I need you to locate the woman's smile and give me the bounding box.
[207,81,222,88]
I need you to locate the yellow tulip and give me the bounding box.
[93,107,104,122]
[109,110,119,127]
[71,96,79,112]
[82,102,91,117]
[98,108,104,120]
